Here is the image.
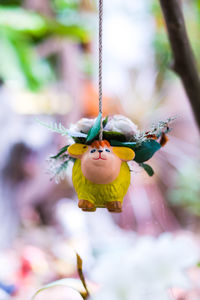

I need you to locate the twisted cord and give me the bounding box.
[98,0,103,141]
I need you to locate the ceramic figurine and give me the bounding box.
[68,140,135,212]
[42,115,173,213]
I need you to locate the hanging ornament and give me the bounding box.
[67,139,134,212]
[40,0,174,213]
[43,115,173,212]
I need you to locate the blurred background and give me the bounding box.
[0,0,200,299]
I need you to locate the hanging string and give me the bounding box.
[98,0,103,141]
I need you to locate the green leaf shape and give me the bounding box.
[36,119,87,138]
[52,0,79,11]
[36,119,69,135]
[0,6,89,42]
[46,19,89,42]
[54,160,70,183]
[102,116,108,127]
[31,278,87,300]
[0,7,89,90]
[0,1,21,6]
[103,131,126,142]
[69,131,87,138]
[140,163,155,177]
[0,6,47,37]
[76,253,89,298]
[110,139,161,163]
[0,27,54,90]
[72,137,86,144]
[110,140,137,148]
[86,113,102,142]
[134,140,161,163]
[51,145,69,159]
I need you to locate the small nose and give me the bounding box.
[98,150,103,153]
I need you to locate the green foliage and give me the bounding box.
[55,159,69,175]
[44,117,173,178]
[0,5,89,90]
[0,6,47,37]
[0,0,22,6]
[48,154,76,183]
[153,30,171,73]
[46,19,89,41]
[196,0,200,13]
[150,0,200,85]
[86,112,102,142]
[73,136,87,143]
[36,119,69,136]
[51,145,69,159]
[0,6,89,39]
[102,115,108,127]
[52,0,80,11]
[110,140,137,148]
[134,140,161,163]
[110,139,161,163]
[36,119,87,141]
[183,0,200,71]
[150,0,172,83]
[140,163,154,177]
[36,119,87,138]
[0,27,53,90]
[168,162,200,216]
[103,131,126,142]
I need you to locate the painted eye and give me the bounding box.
[90,149,96,153]
[105,148,110,152]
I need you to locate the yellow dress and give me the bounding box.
[72,159,131,207]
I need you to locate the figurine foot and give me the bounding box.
[106,201,122,213]
[78,200,96,212]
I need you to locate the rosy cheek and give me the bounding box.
[102,154,110,162]
[111,154,121,163]
[81,152,90,161]
[83,152,95,160]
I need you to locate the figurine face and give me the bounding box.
[81,144,121,184]
[68,140,135,184]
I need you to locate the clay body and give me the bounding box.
[68,140,135,212]
[73,158,131,207]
